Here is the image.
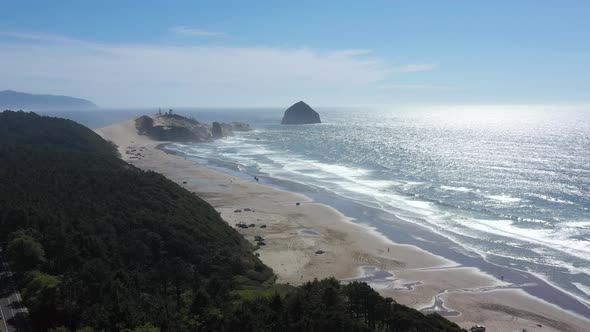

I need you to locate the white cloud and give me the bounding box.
[0,32,437,107]
[169,26,225,37]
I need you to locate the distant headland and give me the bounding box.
[281,101,321,125]
[135,109,251,142]
[0,90,97,110]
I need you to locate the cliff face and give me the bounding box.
[281,101,321,125]
[135,113,251,142]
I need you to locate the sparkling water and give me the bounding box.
[165,106,590,307]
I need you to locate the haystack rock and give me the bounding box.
[281,101,321,125]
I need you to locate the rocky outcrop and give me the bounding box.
[217,122,251,136]
[211,122,223,139]
[135,114,212,141]
[229,122,251,132]
[281,101,321,125]
[135,113,252,142]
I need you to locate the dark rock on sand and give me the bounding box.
[281,101,321,125]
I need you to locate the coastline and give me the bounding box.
[97,119,590,332]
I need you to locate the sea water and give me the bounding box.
[165,106,590,309]
[49,105,590,313]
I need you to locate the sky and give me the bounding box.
[1,0,589,108]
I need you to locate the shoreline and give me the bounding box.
[162,142,590,318]
[97,119,590,332]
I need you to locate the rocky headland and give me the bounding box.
[135,111,251,142]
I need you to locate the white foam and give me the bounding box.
[400,199,438,216]
[530,193,575,205]
[561,221,590,229]
[440,185,474,193]
[487,194,522,203]
[308,161,370,178]
[573,283,590,297]
[456,218,590,262]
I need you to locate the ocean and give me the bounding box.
[45,105,590,315]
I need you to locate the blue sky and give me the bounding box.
[1,1,589,107]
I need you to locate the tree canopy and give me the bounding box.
[6,234,46,272]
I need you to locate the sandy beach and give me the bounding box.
[97,119,590,332]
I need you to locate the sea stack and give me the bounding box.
[281,101,321,125]
[211,122,223,138]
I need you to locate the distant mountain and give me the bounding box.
[0,90,97,110]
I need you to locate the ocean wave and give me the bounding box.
[573,283,590,297]
[486,194,523,203]
[172,140,590,266]
[529,193,576,205]
[440,185,476,193]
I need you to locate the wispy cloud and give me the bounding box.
[0,31,438,106]
[0,31,87,44]
[393,64,437,73]
[169,26,225,37]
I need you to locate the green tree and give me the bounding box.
[6,234,45,272]
[23,271,62,330]
[121,322,160,332]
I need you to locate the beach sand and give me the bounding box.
[97,119,589,332]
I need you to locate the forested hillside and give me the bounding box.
[0,111,464,332]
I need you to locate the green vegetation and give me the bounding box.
[0,110,464,331]
[229,278,463,332]
[6,233,46,272]
[0,111,272,331]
